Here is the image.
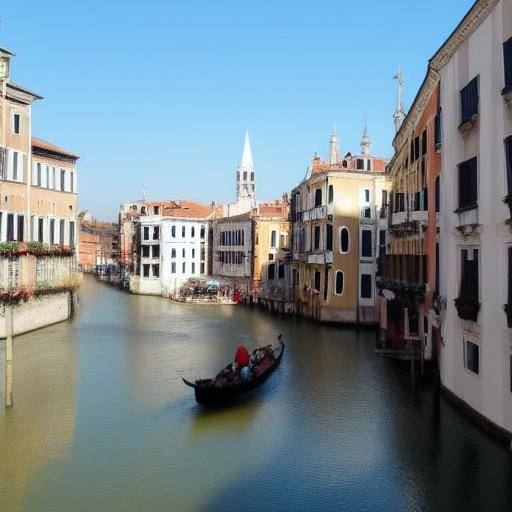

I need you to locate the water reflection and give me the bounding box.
[0,276,510,512]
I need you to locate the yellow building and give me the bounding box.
[0,46,78,248]
[291,125,389,324]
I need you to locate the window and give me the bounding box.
[361,230,372,258]
[504,37,512,90]
[464,340,479,374]
[356,158,364,170]
[314,188,322,207]
[141,206,146,215]
[37,163,42,186]
[458,156,478,210]
[60,170,66,191]
[200,262,205,274]
[59,219,65,245]
[243,171,247,181]
[200,225,205,239]
[14,215,23,242]
[505,136,512,196]
[278,264,284,279]
[314,271,321,291]
[143,264,150,278]
[366,159,371,171]
[171,225,176,238]
[421,129,427,156]
[335,270,344,295]
[379,229,386,246]
[143,226,150,240]
[435,175,440,212]
[182,226,185,237]
[69,221,75,247]
[328,185,333,204]
[361,274,372,299]
[435,243,440,293]
[414,136,420,161]
[182,262,186,273]
[50,219,55,245]
[191,226,195,238]
[154,206,160,215]
[38,218,44,243]
[434,108,442,147]
[6,214,14,241]
[250,172,254,181]
[326,224,333,251]
[314,225,320,250]
[191,262,195,274]
[268,263,275,280]
[171,248,176,258]
[270,230,276,248]
[152,264,159,278]
[46,166,50,189]
[182,248,186,258]
[153,226,160,240]
[13,113,20,134]
[70,171,74,193]
[142,245,150,257]
[268,253,274,261]
[460,77,479,124]
[422,188,428,211]
[171,262,176,274]
[12,151,18,181]
[340,227,349,254]
[192,248,195,258]
[459,249,479,303]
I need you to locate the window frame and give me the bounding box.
[334,270,344,296]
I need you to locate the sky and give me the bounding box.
[1,0,475,220]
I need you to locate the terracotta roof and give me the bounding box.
[162,200,214,219]
[32,137,79,159]
[310,153,386,175]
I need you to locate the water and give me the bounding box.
[0,276,511,512]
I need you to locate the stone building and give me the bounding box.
[291,125,388,323]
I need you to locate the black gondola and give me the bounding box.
[182,336,285,405]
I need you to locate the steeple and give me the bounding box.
[360,119,371,156]
[327,123,340,166]
[393,66,406,132]
[236,131,256,203]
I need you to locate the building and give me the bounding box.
[376,69,442,366]
[0,45,80,338]
[435,0,511,441]
[290,125,387,323]
[129,200,215,296]
[78,211,120,274]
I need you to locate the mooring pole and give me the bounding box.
[5,304,13,407]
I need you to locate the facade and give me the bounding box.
[377,75,442,364]
[435,0,511,440]
[0,48,78,251]
[78,211,120,273]
[129,200,214,296]
[291,126,387,323]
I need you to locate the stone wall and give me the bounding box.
[0,292,71,338]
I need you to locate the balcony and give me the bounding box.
[454,204,479,234]
[360,206,375,222]
[378,254,428,289]
[303,205,326,222]
[307,251,332,265]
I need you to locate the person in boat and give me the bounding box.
[234,345,252,381]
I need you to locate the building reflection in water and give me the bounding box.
[0,320,76,512]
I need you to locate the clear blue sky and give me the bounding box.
[2,0,474,220]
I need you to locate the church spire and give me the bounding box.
[236,131,256,203]
[327,123,340,166]
[393,66,406,132]
[360,119,371,156]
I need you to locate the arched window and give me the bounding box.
[335,270,344,295]
[328,185,334,204]
[340,227,350,254]
[314,188,322,207]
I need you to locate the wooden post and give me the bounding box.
[5,304,13,407]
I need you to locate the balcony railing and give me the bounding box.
[378,254,428,285]
[303,205,326,222]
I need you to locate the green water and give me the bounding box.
[0,276,511,512]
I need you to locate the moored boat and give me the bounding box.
[183,336,285,405]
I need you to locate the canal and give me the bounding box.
[0,276,511,512]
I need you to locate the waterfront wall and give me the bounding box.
[0,292,71,338]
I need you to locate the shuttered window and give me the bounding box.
[361,274,372,299]
[459,249,479,303]
[435,175,440,212]
[361,230,372,258]
[458,156,478,209]
[503,37,512,90]
[505,136,512,196]
[460,77,479,124]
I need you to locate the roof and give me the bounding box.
[162,200,214,219]
[32,137,79,160]
[7,81,43,101]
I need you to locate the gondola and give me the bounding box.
[182,335,285,405]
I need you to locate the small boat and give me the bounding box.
[183,335,285,405]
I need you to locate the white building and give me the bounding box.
[129,200,215,296]
[435,0,512,440]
